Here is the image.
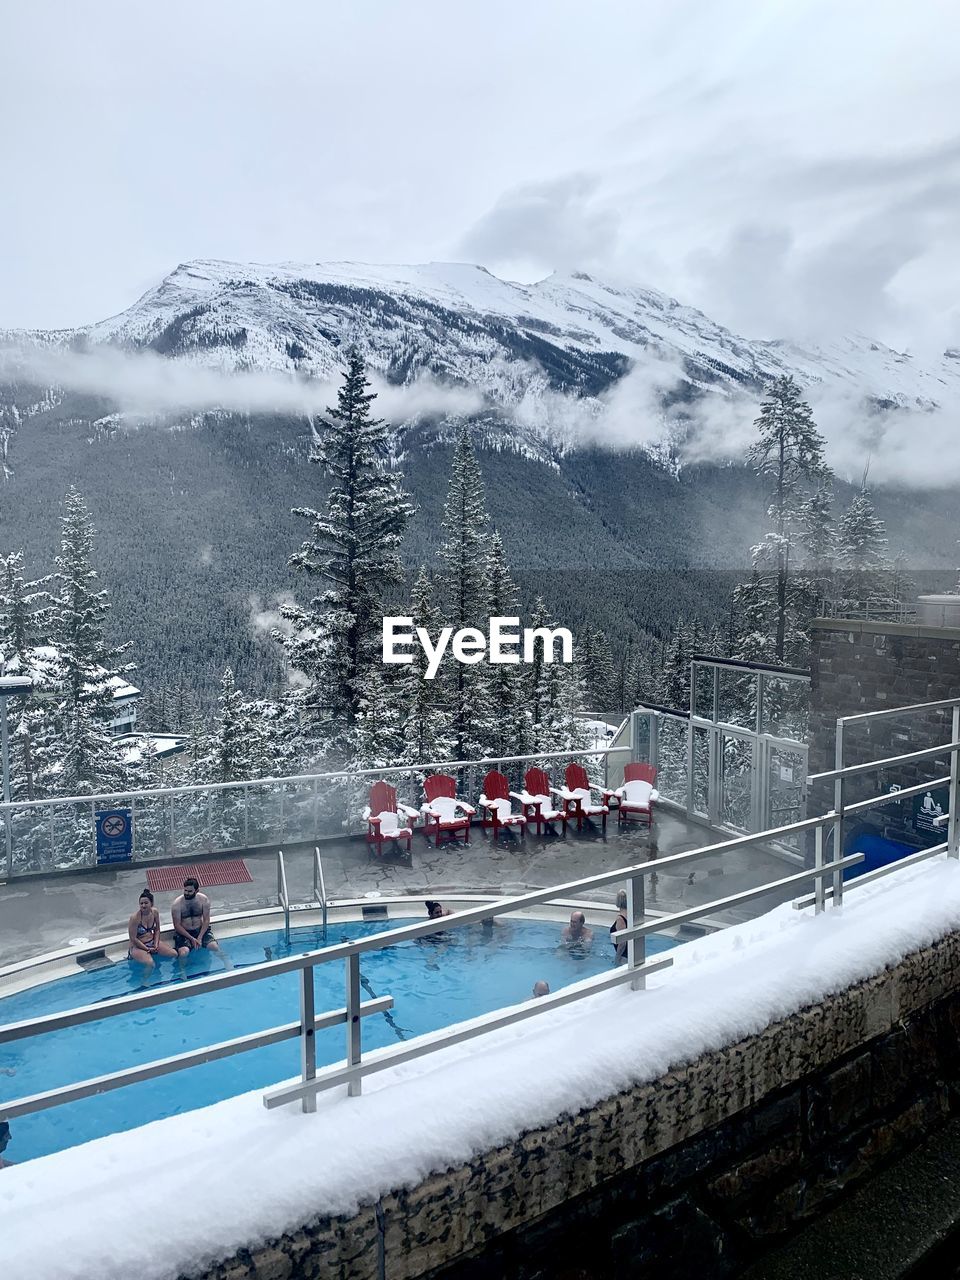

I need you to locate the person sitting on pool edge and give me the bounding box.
[128,888,178,968]
[560,910,593,948]
[172,877,221,957]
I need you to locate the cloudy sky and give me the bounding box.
[2,0,958,351]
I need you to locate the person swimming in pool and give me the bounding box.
[127,889,177,968]
[171,878,221,957]
[560,910,593,948]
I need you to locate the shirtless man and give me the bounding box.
[171,878,220,957]
[560,910,593,947]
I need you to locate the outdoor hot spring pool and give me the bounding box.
[0,916,678,1163]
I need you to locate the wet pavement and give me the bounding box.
[0,808,800,968]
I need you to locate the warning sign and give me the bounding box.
[96,808,133,864]
[911,786,949,844]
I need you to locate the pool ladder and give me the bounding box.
[276,847,329,946]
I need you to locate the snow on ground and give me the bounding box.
[4,856,960,1280]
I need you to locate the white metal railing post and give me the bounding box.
[167,793,175,852]
[814,823,825,915]
[833,719,845,907]
[346,953,362,1097]
[949,706,960,859]
[243,788,249,848]
[299,967,317,1114]
[627,872,646,990]
[90,800,97,866]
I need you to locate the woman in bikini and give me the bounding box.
[128,889,177,968]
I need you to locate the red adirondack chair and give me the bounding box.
[552,762,609,831]
[478,770,526,839]
[604,763,658,826]
[420,774,476,847]
[510,767,568,834]
[363,780,418,857]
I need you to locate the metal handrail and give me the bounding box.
[277,849,290,944]
[837,697,960,726]
[809,741,960,784]
[793,841,949,911]
[313,846,327,944]
[0,746,625,813]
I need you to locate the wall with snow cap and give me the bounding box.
[195,923,960,1280]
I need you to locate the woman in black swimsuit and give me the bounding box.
[610,889,629,963]
[128,889,177,968]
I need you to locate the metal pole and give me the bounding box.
[949,706,960,859]
[243,786,249,849]
[167,793,175,853]
[814,824,825,915]
[299,967,317,1114]
[627,872,646,990]
[346,953,362,1097]
[1,696,11,878]
[834,720,845,905]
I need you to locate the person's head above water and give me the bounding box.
[568,910,586,934]
[532,980,550,997]
[425,900,445,919]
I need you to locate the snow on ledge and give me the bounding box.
[4,858,960,1280]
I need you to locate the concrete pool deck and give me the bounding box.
[0,809,800,968]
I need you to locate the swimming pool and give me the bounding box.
[0,916,677,1163]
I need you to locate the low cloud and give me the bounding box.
[0,341,484,424]
[249,592,296,640]
[458,173,621,280]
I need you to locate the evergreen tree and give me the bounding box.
[659,617,691,709]
[741,376,830,661]
[836,485,889,603]
[47,489,131,794]
[526,597,585,754]
[0,551,52,799]
[399,568,454,765]
[436,429,492,758]
[483,533,526,757]
[279,353,413,764]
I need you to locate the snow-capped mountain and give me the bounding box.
[9,259,957,443]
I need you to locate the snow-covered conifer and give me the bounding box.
[836,485,889,603]
[742,376,830,661]
[279,353,413,764]
[436,429,492,758]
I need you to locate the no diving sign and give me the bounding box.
[96,808,133,864]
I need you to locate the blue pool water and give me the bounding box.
[0,917,676,1163]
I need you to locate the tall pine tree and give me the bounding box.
[48,489,131,794]
[736,376,830,664]
[836,485,890,603]
[436,429,492,758]
[279,353,413,765]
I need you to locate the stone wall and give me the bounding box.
[809,619,960,814]
[194,929,960,1280]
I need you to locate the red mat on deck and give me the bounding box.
[146,859,253,894]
